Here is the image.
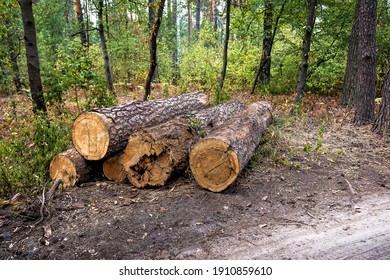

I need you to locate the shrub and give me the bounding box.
[0,115,71,198]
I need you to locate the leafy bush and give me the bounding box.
[226,40,260,92]
[0,115,71,198]
[43,40,116,109]
[179,25,222,92]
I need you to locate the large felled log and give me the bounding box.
[120,100,246,188]
[72,92,209,160]
[49,148,101,188]
[102,154,127,183]
[189,101,273,192]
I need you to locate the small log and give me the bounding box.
[72,92,209,160]
[189,101,273,192]
[49,148,101,188]
[121,100,246,188]
[103,154,127,183]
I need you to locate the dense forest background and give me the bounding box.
[0,0,389,197]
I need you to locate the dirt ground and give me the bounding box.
[1,93,389,260]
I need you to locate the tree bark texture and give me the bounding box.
[354,0,377,126]
[144,0,165,100]
[148,0,156,29]
[187,0,193,44]
[74,0,88,48]
[149,0,159,83]
[103,154,127,183]
[259,0,273,84]
[172,0,179,85]
[72,92,209,161]
[49,148,101,188]
[341,0,361,108]
[97,0,115,95]
[195,0,201,40]
[219,0,231,90]
[189,101,273,192]
[373,61,390,134]
[120,100,246,188]
[250,0,286,94]
[293,0,317,106]
[18,0,47,114]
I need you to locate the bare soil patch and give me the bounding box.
[1,93,389,260]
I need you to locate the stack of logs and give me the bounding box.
[49,92,273,192]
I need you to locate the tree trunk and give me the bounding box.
[149,0,159,83]
[259,0,273,84]
[373,62,390,134]
[85,0,91,46]
[18,0,47,115]
[293,0,317,109]
[97,0,115,95]
[49,148,101,188]
[72,92,209,161]
[121,100,246,188]
[354,0,377,126]
[187,0,193,45]
[195,0,201,40]
[103,154,127,183]
[341,0,361,107]
[250,0,286,94]
[219,0,231,90]
[172,0,179,85]
[74,0,88,48]
[189,101,273,192]
[144,0,165,101]
[209,0,217,32]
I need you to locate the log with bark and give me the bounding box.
[72,92,209,160]
[102,154,127,183]
[49,148,102,188]
[189,101,273,192]
[120,100,246,188]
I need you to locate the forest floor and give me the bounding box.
[1,89,389,260]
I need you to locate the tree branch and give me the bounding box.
[70,27,98,37]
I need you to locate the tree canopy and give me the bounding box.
[0,0,388,126]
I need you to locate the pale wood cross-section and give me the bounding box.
[102,154,128,183]
[189,101,273,192]
[49,148,100,188]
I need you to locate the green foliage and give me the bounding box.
[303,143,312,152]
[84,91,117,110]
[0,0,22,94]
[0,116,71,198]
[179,24,222,92]
[315,120,327,153]
[226,40,260,91]
[186,118,206,137]
[43,40,116,109]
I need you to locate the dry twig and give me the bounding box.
[345,179,358,196]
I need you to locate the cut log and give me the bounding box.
[49,148,101,188]
[189,101,273,192]
[121,100,246,188]
[72,92,209,160]
[102,154,127,183]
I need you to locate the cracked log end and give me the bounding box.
[72,112,110,160]
[103,155,127,183]
[120,135,172,188]
[189,138,239,192]
[49,154,77,188]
